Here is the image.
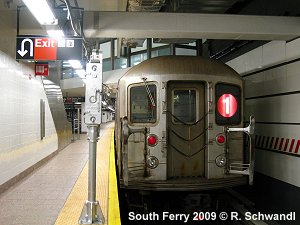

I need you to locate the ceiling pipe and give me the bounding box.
[63,0,91,57]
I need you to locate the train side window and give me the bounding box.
[172,89,197,123]
[130,84,157,123]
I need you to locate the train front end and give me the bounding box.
[115,56,255,191]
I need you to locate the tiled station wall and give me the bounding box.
[0,10,58,187]
[227,39,300,187]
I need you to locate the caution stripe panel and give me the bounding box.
[255,135,300,156]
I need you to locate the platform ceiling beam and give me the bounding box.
[83,12,300,41]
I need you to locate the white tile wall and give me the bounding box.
[226,38,300,187]
[244,65,288,98]
[261,41,286,67]
[245,94,300,123]
[0,50,58,186]
[228,40,297,75]
[286,38,300,60]
[256,150,300,187]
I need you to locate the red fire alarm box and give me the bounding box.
[35,63,49,76]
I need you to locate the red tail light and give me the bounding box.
[147,134,158,146]
[216,134,226,144]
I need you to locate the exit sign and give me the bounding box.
[16,36,82,61]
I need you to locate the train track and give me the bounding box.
[225,188,280,225]
[119,188,282,225]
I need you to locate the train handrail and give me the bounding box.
[121,117,147,186]
[226,115,255,185]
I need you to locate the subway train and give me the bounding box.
[114,55,255,192]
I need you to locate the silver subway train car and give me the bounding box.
[115,56,255,191]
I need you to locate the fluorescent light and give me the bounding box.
[69,60,82,69]
[47,29,64,38]
[23,0,57,25]
[108,106,115,112]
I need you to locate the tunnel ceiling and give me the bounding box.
[79,0,300,61]
[2,0,300,61]
[160,0,300,61]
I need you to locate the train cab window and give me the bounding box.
[173,89,197,123]
[130,84,157,123]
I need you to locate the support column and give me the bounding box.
[77,108,80,140]
[127,47,131,67]
[79,125,104,224]
[79,49,104,225]
[170,44,176,55]
[147,38,152,59]
[111,39,115,70]
[196,39,202,56]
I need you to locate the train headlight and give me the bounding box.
[147,134,158,146]
[215,154,227,167]
[216,134,226,145]
[146,156,159,169]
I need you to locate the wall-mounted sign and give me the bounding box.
[35,62,49,76]
[16,36,82,61]
[63,97,85,104]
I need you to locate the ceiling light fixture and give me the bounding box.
[23,0,57,25]
[47,29,64,38]
[69,60,82,69]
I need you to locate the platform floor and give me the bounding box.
[0,122,120,225]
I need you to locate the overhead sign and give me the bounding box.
[16,36,82,61]
[63,97,85,104]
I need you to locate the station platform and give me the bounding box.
[0,122,121,225]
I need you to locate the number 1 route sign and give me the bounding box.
[16,36,83,61]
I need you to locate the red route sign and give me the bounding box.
[34,38,57,60]
[217,94,238,118]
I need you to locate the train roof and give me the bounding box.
[121,56,241,80]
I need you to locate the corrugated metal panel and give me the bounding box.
[42,62,72,150]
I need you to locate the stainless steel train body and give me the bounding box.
[115,56,255,191]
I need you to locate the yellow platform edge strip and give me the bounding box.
[54,127,121,225]
[108,131,121,225]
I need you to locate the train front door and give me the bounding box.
[167,81,206,178]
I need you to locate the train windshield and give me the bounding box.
[130,84,157,123]
[173,89,197,123]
